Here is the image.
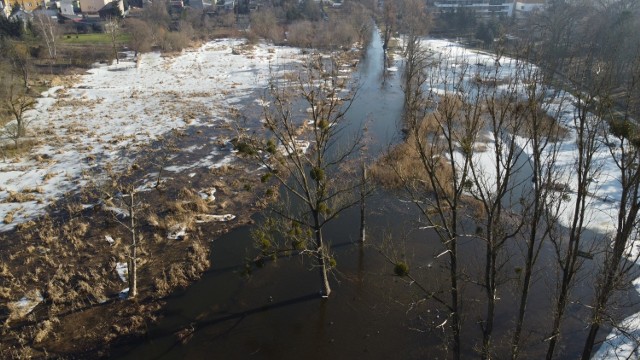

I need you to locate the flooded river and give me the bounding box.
[112,29,449,360]
[111,30,638,359]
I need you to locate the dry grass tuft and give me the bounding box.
[5,191,37,203]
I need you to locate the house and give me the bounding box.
[97,0,124,17]
[79,0,122,14]
[59,0,76,15]
[15,0,42,12]
[433,0,514,17]
[513,0,545,17]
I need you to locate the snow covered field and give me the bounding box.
[424,39,638,360]
[0,39,303,232]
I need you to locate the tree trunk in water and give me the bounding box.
[318,248,331,298]
[360,165,366,243]
[450,244,461,360]
[482,245,497,359]
[511,229,536,360]
[546,277,570,359]
[581,323,600,360]
[314,211,331,298]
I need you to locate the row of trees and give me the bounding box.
[384,1,640,359]
[250,1,372,49]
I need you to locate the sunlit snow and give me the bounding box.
[0,39,303,232]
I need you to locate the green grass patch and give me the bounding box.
[60,33,131,44]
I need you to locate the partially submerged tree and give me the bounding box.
[396,53,485,358]
[509,58,565,360]
[580,42,640,360]
[244,56,369,297]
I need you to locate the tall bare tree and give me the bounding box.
[2,40,32,89]
[509,58,565,360]
[396,53,484,358]
[580,45,640,360]
[244,55,367,297]
[105,17,122,64]
[2,82,35,148]
[544,50,608,360]
[33,12,59,60]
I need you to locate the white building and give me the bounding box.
[434,0,514,17]
[59,0,75,15]
[513,0,545,16]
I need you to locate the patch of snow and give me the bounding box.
[195,214,236,223]
[119,287,129,299]
[167,224,187,240]
[103,205,128,218]
[116,262,128,282]
[9,290,43,318]
[0,39,304,232]
[198,187,216,202]
[278,139,311,155]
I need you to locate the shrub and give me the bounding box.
[394,262,409,276]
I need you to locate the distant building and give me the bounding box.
[513,0,545,17]
[79,0,123,14]
[59,0,76,15]
[16,0,43,12]
[97,0,124,17]
[433,0,514,17]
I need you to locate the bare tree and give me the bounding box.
[122,186,140,298]
[105,17,122,64]
[250,8,283,43]
[380,0,396,54]
[397,54,484,358]
[580,47,640,360]
[33,12,59,60]
[344,2,373,46]
[97,170,146,299]
[509,59,565,360]
[125,18,153,57]
[466,58,532,359]
[544,51,608,360]
[243,55,367,297]
[2,83,35,149]
[2,40,32,90]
